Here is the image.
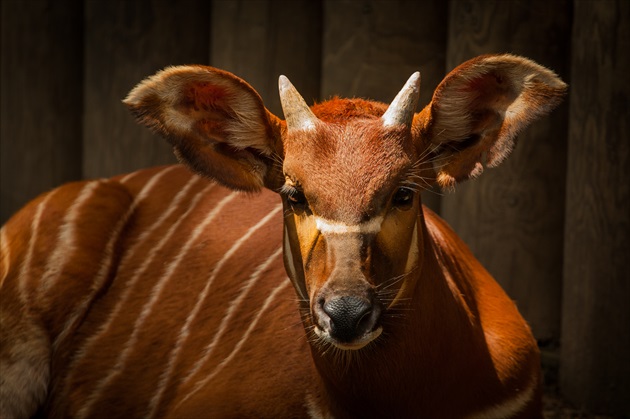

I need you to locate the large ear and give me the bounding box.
[415,54,567,189]
[124,65,285,191]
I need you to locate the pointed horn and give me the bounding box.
[279,75,318,132]
[381,72,421,127]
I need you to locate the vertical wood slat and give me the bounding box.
[442,0,570,343]
[320,0,447,213]
[210,0,322,119]
[0,0,83,224]
[82,0,210,179]
[561,0,630,415]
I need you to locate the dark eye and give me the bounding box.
[392,187,414,209]
[287,189,307,210]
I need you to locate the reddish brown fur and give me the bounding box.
[0,54,565,418]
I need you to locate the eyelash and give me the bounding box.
[281,184,308,208]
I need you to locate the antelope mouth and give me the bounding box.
[314,324,383,350]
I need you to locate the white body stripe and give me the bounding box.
[66,177,208,368]
[315,215,383,235]
[147,206,282,418]
[76,190,237,419]
[37,181,100,300]
[120,175,203,265]
[180,246,284,385]
[117,168,145,185]
[15,190,56,302]
[174,279,291,411]
[53,167,178,352]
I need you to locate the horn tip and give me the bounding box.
[278,75,291,91]
[409,72,421,89]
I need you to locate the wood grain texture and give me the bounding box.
[82,0,210,179]
[441,0,570,342]
[0,0,83,224]
[321,0,447,213]
[210,0,322,118]
[560,0,630,415]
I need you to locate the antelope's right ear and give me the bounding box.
[124,65,285,192]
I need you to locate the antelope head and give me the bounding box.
[279,73,424,350]
[124,55,567,352]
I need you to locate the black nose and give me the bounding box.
[322,296,377,342]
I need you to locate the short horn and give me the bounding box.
[381,72,421,127]
[279,75,318,132]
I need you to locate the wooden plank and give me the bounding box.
[0,0,83,223]
[442,0,570,342]
[321,0,447,213]
[560,0,630,415]
[210,0,322,118]
[82,0,210,179]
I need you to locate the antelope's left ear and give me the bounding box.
[415,54,567,189]
[124,65,284,192]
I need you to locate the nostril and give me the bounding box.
[322,296,374,342]
[356,307,375,331]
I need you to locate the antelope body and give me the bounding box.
[0,54,566,418]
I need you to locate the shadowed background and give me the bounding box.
[1,0,628,416]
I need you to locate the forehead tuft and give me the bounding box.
[283,115,413,222]
[310,98,388,123]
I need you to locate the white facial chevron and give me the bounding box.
[314,216,384,235]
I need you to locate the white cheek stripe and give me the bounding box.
[404,219,419,274]
[315,216,384,235]
[283,226,297,280]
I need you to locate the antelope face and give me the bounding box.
[279,76,426,350]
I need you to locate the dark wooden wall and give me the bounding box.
[1,0,628,415]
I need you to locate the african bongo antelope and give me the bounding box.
[0,54,566,418]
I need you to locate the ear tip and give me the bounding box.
[122,91,140,109]
[122,95,135,107]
